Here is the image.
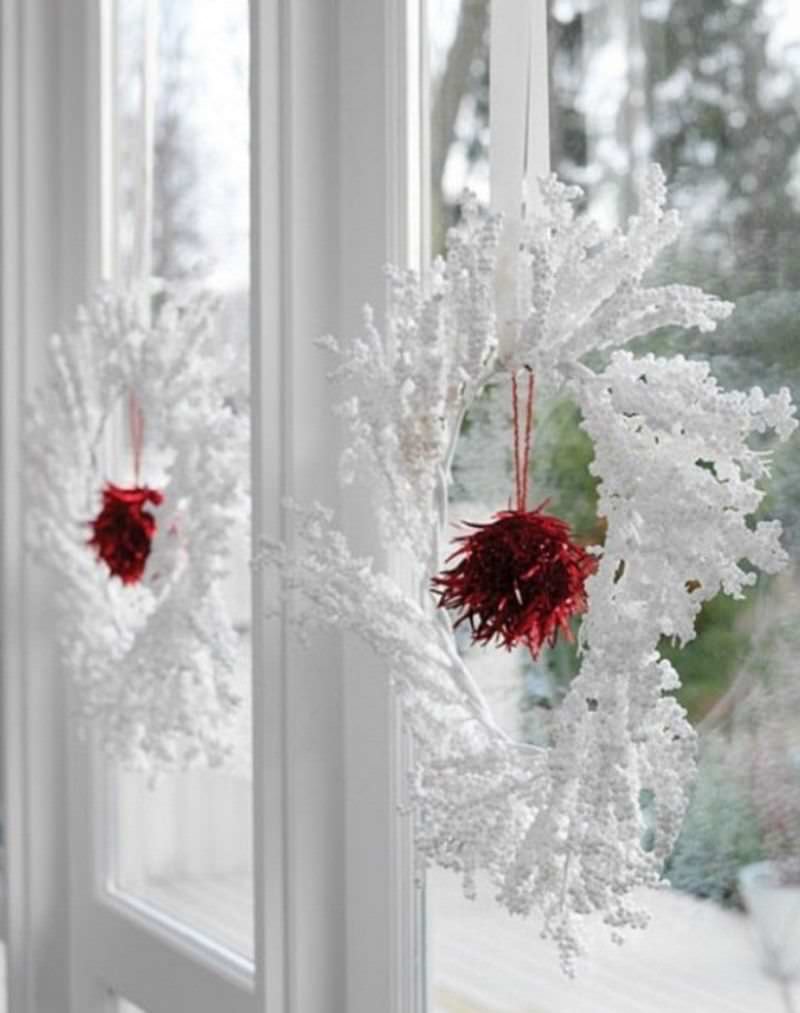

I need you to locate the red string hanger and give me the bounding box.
[88,391,164,585]
[432,369,597,658]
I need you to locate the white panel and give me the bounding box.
[339,1,424,1011]
[251,0,424,1010]
[249,0,287,1007]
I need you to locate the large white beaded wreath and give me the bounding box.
[27,282,248,770]
[258,166,797,971]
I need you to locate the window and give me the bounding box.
[3,2,797,1012]
[427,2,800,1011]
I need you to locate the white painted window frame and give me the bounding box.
[1,0,427,1011]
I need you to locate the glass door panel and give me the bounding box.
[427,1,800,1010]
[107,0,254,962]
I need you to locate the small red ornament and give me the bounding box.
[88,482,164,585]
[433,369,597,657]
[432,506,596,657]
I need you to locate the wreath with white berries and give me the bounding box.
[259,166,797,971]
[27,282,248,770]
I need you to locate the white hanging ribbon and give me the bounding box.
[133,0,159,287]
[490,0,550,360]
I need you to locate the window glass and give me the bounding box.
[428,1,800,1009]
[429,0,490,255]
[108,0,253,961]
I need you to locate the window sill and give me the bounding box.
[430,870,793,1013]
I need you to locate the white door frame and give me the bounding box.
[1,0,425,1010]
[2,0,79,1009]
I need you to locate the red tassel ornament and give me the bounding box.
[433,371,596,657]
[87,394,163,585]
[432,506,596,657]
[88,483,164,585]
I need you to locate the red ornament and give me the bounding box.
[88,483,164,585]
[433,370,597,657]
[432,507,596,657]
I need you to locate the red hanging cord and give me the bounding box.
[521,369,534,512]
[129,389,144,485]
[511,372,521,509]
[511,369,535,512]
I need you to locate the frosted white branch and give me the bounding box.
[259,165,796,971]
[27,282,248,770]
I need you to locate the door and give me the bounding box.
[1,0,425,1010]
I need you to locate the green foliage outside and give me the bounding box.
[528,396,765,726]
[665,734,765,907]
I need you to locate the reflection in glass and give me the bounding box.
[428,1,800,1010]
[109,0,253,961]
[429,0,490,254]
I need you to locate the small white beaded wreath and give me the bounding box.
[259,166,797,971]
[27,282,248,770]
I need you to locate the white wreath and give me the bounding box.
[27,282,248,771]
[259,166,796,970]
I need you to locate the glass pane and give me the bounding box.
[429,0,490,256]
[108,0,253,961]
[427,0,800,1009]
